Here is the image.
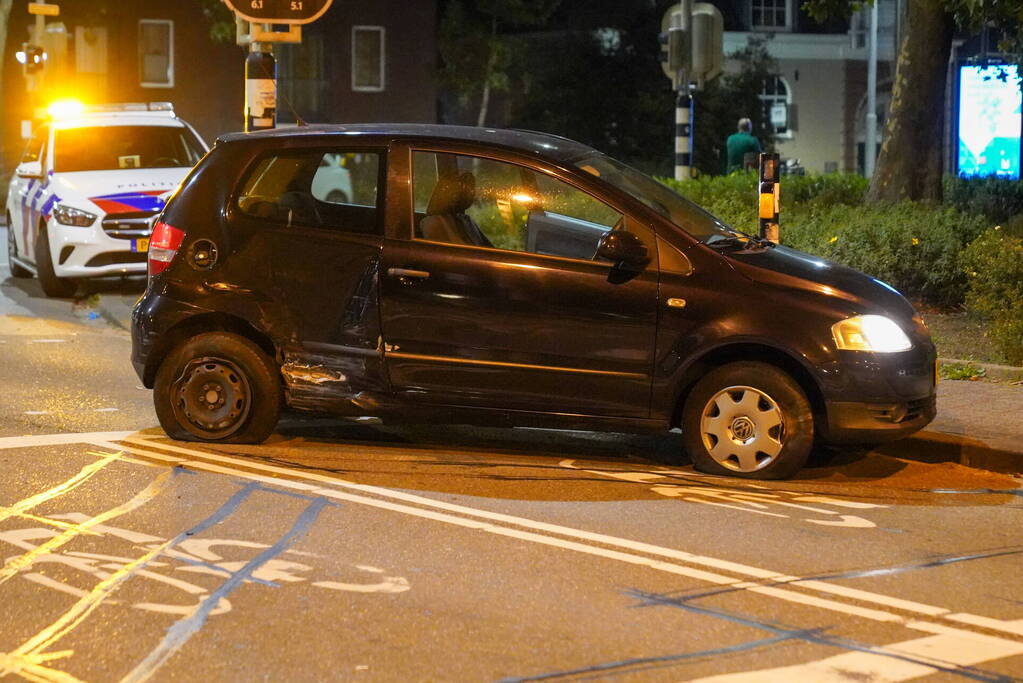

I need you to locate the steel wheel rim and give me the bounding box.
[171,356,252,439]
[699,384,785,473]
[7,225,17,261]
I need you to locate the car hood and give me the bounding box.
[50,168,190,214]
[723,244,917,320]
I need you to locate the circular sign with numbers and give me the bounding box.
[223,0,334,25]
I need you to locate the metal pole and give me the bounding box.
[864,0,878,177]
[675,87,692,181]
[245,41,277,133]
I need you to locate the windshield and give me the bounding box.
[54,125,205,173]
[573,153,744,242]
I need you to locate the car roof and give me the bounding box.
[216,124,599,164]
[52,114,188,131]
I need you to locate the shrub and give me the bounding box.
[781,203,989,307]
[944,175,1023,224]
[962,227,1023,364]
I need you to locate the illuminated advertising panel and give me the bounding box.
[957,64,1022,179]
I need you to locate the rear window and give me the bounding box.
[236,150,383,235]
[54,125,205,173]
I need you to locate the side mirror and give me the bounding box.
[16,161,42,180]
[596,230,649,267]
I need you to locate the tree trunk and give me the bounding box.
[866,0,952,203]
[476,15,498,127]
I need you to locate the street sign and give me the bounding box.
[28,3,59,16]
[222,0,334,25]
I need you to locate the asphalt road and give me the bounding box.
[1,226,1022,682]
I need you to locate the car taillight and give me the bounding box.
[148,221,185,277]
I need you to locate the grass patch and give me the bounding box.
[924,308,1009,365]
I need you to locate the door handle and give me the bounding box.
[387,267,430,280]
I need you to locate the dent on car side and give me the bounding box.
[132,124,937,477]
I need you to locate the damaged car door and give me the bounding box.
[232,146,389,412]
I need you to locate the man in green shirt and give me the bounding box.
[726,117,761,173]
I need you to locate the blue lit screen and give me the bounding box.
[957,65,1022,179]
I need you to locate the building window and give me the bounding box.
[760,76,792,137]
[352,26,385,92]
[751,0,789,30]
[139,20,173,88]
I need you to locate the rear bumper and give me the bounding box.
[823,394,936,444]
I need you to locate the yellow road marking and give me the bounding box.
[0,451,122,524]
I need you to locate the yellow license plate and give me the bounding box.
[134,238,150,253]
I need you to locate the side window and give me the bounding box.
[237,150,382,234]
[412,151,624,261]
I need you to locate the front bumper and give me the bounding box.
[823,394,936,444]
[49,217,150,278]
[816,343,937,444]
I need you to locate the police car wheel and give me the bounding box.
[681,361,813,480]
[6,217,31,278]
[34,226,77,298]
[154,332,282,444]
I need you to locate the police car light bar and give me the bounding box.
[71,102,176,114]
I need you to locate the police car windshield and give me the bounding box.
[54,125,205,173]
[573,153,740,241]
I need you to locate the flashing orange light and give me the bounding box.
[48,98,86,120]
[511,192,537,205]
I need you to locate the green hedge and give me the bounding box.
[944,175,1023,224]
[961,228,1023,364]
[781,203,988,307]
[659,173,987,307]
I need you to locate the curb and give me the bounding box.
[879,430,1023,476]
[939,357,1023,383]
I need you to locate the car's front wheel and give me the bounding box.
[154,332,282,444]
[34,225,77,297]
[681,361,813,479]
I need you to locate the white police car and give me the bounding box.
[5,102,207,297]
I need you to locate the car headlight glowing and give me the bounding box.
[53,204,97,227]
[832,315,913,352]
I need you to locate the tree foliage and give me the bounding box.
[197,0,238,44]
[439,0,561,126]
[505,0,673,174]
[692,36,779,176]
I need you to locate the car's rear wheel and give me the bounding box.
[6,216,31,278]
[154,332,282,444]
[682,361,813,479]
[34,225,77,297]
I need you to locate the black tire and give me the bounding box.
[34,225,77,297]
[681,361,814,479]
[325,190,349,204]
[6,217,32,278]
[154,332,282,444]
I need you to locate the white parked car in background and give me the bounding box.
[5,102,207,297]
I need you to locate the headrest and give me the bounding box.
[427,172,476,215]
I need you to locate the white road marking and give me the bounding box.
[94,435,1023,641]
[28,339,67,344]
[93,408,119,413]
[1,430,1020,665]
[688,628,1023,682]
[23,411,50,416]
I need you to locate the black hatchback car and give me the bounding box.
[131,124,936,479]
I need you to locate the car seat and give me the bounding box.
[420,172,492,247]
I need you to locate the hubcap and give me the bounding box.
[700,385,784,473]
[171,357,251,439]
